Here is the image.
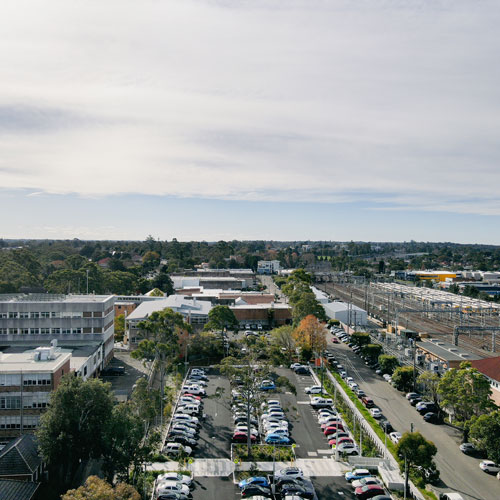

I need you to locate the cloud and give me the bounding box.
[0,0,499,214]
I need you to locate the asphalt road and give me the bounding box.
[327,339,500,500]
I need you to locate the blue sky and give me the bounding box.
[1,0,500,243]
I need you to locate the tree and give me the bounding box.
[361,344,383,363]
[437,362,494,423]
[417,371,441,405]
[187,331,226,363]
[350,332,371,347]
[270,325,295,364]
[132,308,192,424]
[36,377,115,485]
[204,305,239,332]
[293,315,327,355]
[151,272,174,295]
[378,354,399,375]
[62,476,140,500]
[469,410,500,464]
[391,366,415,393]
[396,432,437,494]
[115,313,125,341]
[292,293,326,324]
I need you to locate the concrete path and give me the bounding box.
[147,458,349,477]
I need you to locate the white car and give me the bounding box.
[162,442,193,456]
[348,382,359,390]
[156,480,190,497]
[479,460,500,473]
[290,363,302,370]
[346,377,354,384]
[172,414,199,425]
[182,385,205,395]
[390,432,402,444]
[370,408,382,419]
[266,428,289,438]
[337,442,359,455]
[351,477,381,489]
[186,378,207,387]
[383,374,391,381]
[234,425,259,436]
[274,467,304,480]
[304,385,325,394]
[157,472,193,487]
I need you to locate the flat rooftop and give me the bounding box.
[0,293,114,304]
[417,340,481,362]
[0,348,71,372]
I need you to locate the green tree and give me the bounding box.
[151,272,174,295]
[36,376,115,486]
[292,293,326,323]
[437,362,494,423]
[469,410,500,464]
[417,371,441,405]
[361,344,383,363]
[204,305,239,332]
[132,308,192,423]
[378,354,399,375]
[187,331,225,363]
[115,313,125,341]
[270,325,295,364]
[350,332,371,347]
[396,432,437,493]
[391,366,415,393]
[62,475,140,500]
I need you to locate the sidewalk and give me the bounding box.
[147,458,349,477]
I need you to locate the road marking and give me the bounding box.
[308,451,318,457]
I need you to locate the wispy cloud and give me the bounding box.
[0,0,499,214]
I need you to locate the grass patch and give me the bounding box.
[233,444,295,462]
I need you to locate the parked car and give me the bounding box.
[337,442,359,455]
[351,477,382,489]
[389,432,402,444]
[406,392,420,400]
[423,412,442,424]
[310,397,334,408]
[290,363,302,370]
[259,380,276,391]
[275,467,304,480]
[409,396,422,406]
[279,483,314,499]
[354,484,385,499]
[304,385,325,394]
[157,472,193,488]
[240,484,272,498]
[324,424,345,436]
[345,469,371,482]
[232,432,257,443]
[294,366,310,375]
[362,397,375,408]
[370,408,382,419]
[238,477,270,489]
[459,443,477,455]
[162,442,192,457]
[418,403,438,415]
[378,419,393,433]
[156,481,190,498]
[479,460,500,474]
[265,433,290,445]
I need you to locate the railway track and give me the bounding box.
[322,282,499,358]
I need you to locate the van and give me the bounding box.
[311,397,333,408]
[177,404,200,415]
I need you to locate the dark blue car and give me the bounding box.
[238,476,270,489]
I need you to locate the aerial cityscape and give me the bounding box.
[1,1,500,500]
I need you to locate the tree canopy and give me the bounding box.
[391,366,415,393]
[378,354,399,375]
[62,476,140,500]
[204,305,239,331]
[469,410,500,464]
[293,315,327,355]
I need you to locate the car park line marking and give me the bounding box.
[308,451,318,457]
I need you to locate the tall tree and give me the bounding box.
[469,410,500,464]
[391,366,415,393]
[437,362,494,423]
[378,354,399,375]
[396,432,437,494]
[293,315,327,355]
[417,371,441,405]
[270,325,296,363]
[361,344,383,363]
[204,305,239,332]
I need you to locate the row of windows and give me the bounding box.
[0,415,40,429]
[0,310,106,319]
[0,374,51,386]
[0,393,49,409]
[0,328,84,335]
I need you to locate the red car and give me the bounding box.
[329,437,354,447]
[183,393,202,400]
[324,424,345,436]
[232,432,257,443]
[354,484,385,499]
[321,420,342,430]
[332,337,339,343]
[362,397,375,408]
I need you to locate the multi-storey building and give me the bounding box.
[0,343,70,441]
[0,294,115,364]
[257,260,281,275]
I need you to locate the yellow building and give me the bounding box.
[414,271,456,282]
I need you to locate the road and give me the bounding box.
[327,339,500,500]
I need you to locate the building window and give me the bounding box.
[19,312,29,319]
[21,328,29,335]
[30,328,39,335]
[52,328,60,334]
[62,329,71,334]
[41,328,50,334]
[30,312,40,319]
[51,312,58,318]
[41,312,50,318]
[9,328,17,334]
[0,374,22,386]
[8,312,18,319]
[0,329,7,335]
[72,328,82,334]
[0,313,7,319]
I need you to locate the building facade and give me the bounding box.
[257,260,281,275]
[0,294,115,364]
[0,345,70,441]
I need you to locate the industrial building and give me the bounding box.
[415,339,481,371]
[323,301,368,327]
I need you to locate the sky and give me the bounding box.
[1,0,500,243]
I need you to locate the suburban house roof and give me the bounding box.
[0,435,41,477]
[0,480,39,500]
[471,356,500,382]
